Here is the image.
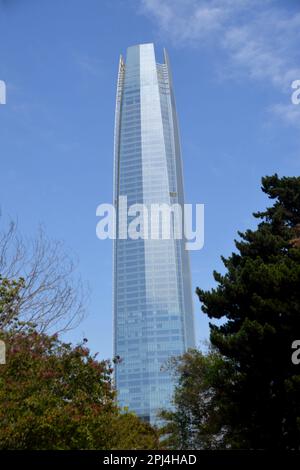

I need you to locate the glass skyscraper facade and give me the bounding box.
[113,43,195,423]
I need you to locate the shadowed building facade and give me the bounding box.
[113,43,195,423]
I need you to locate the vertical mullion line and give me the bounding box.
[113,55,125,391]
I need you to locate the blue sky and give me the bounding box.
[0,0,299,359]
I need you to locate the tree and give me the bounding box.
[0,275,24,330]
[196,174,300,449]
[159,349,235,450]
[161,175,300,449]
[0,329,160,450]
[0,219,87,333]
[0,250,160,450]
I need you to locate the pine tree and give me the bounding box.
[196,174,300,449]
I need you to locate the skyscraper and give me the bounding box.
[113,43,195,423]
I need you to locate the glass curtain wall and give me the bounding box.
[113,43,195,423]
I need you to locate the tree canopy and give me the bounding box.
[161,174,300,449]
[0,231,160,450]
[0,329,160,449]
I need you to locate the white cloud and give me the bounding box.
[221,9,300,90]
[141,0,300,126]
[141,0,233,43]
[141,0,263,44]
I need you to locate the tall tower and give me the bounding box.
[113,43,195,423]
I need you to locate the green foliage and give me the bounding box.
[159,349,236,449]
[162,174,300,449]
[0,275,25,330]
[0,237,160,449]
[0,330,160,449]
